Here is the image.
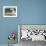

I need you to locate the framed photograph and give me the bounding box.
[18,24,46,42]
[3,6,17,17]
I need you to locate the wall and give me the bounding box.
[19,0,46,24]
[0,0,46,44]
[0,0,18,44]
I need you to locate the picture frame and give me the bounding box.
[3,6,17,17]
[18,24,46,42]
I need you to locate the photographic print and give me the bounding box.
[18,24,46,41]
[18,24,46,46]
[3,6,17,17]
